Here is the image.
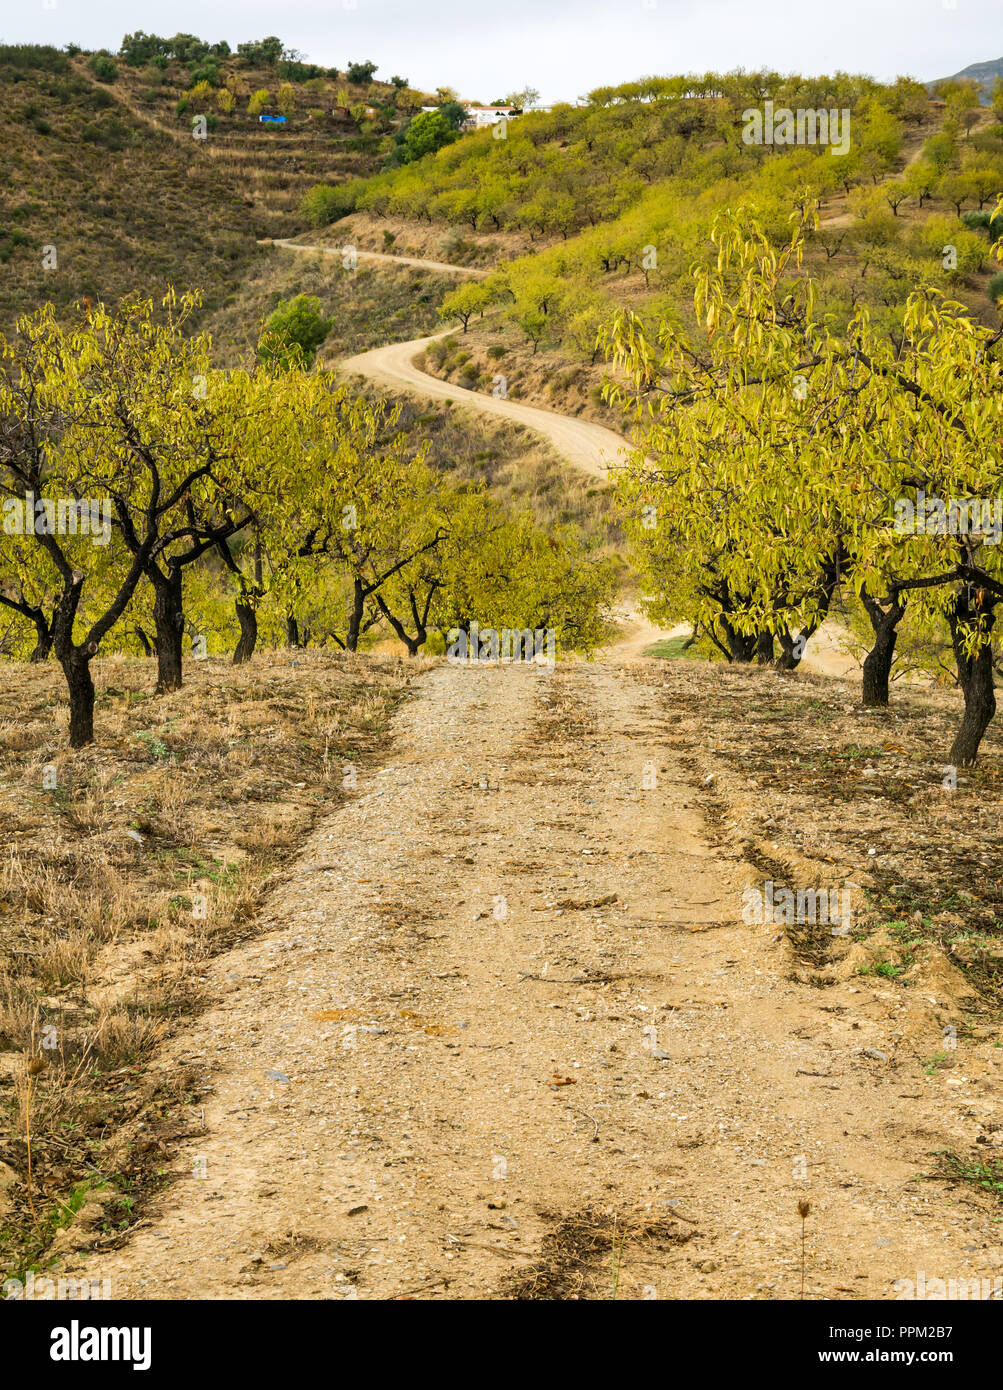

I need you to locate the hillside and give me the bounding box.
[0,41,419,330]
[929,55,1003,103]
[289,70,1003,425]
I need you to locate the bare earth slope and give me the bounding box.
[76,659,998,1300]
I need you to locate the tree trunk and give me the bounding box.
[60,652,96,749]
[776,631,799,669]
[150,566,184,692]
[286,614,300,648]
[374,593,426,657]
[51,573,96,747]
[345,578,365,652]
[719,616,757,662]
[775,551,844,671]
[233,601,258,665]
[29,617,52,663]
[754,631,774,664]
[862,631,897,706]
[861,592,903,707]
[133,626,156,658]
[949,597,997,766]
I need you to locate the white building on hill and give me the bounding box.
[419,104,531,129]
[464,105,519,128]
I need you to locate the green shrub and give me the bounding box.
[80,117,129,150]
[346,60,377,84]
[962,208,1003,241]
[0,229,31,263]
[258,294,334,368]
[187,61,220,89]
[989,270,1003,306]
[89,54,117,82]
[0,44,69,73]
[278,60,324,81]
[300,182,357,227]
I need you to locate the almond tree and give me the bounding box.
[604,206,858,672]
[0,292,258,741]
[60,292,259,693]
[605,204,1003,760]
[268,387,446,651]
[0,306,150,744]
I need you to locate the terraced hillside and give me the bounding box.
[0,43,413,329]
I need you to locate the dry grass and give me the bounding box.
[420,327,626,431]
[207,252,452,367]
[0,49,394,336]
[0,647,413,1277]
[312,211,544,268]
[363,391,622,553]
[632,653,1003,1013]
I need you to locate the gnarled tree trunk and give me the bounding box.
[776,630,804,670]
[133,626,156,659]
[229,535,263,665]
[860,591,904,708]
[61,651,96,748]
[949,593,997,766]
[345,578,365,653]
[51,577,96,748]
[718,615,758,662]
[233,601,258,665]
[29,615,53,663]
[149,565,185,693]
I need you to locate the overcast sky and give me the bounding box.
[5,0,1001,104]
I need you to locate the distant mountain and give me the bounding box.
[927,56,1003,103]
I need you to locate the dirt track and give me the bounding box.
[265,239,491,279]
[72,657,1000,1300]
[267,240,866,679]
[340,333,628,483]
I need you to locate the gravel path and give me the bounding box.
[265,239,490,278]
[82,660,999,1299]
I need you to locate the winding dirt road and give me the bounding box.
[340,333,628,484]
[262,239,490,279]
[337,307,858,676]
[46,249,986,1304]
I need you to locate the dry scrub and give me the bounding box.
[639,653,1003,1015]
[0,648,414,1278]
